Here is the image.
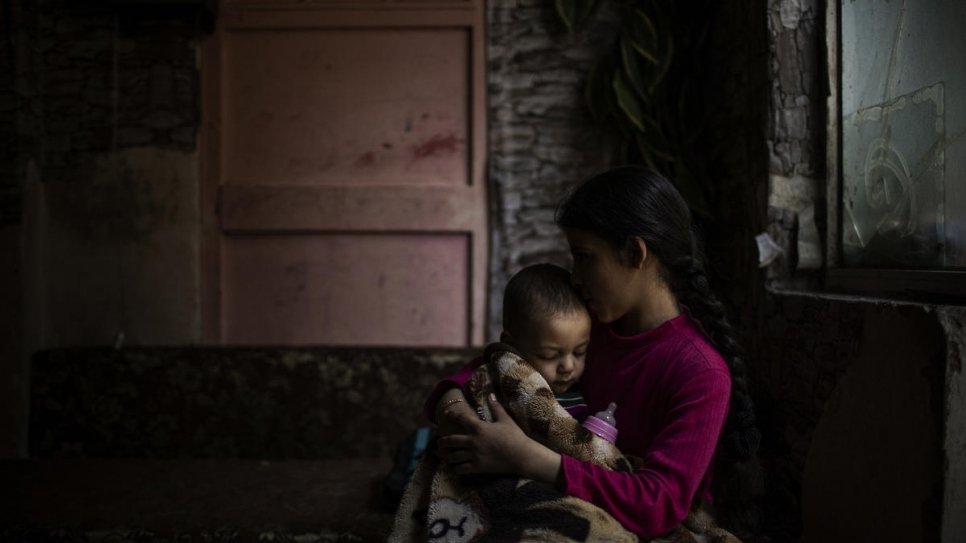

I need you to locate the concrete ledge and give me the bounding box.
[1,459,396,542]
[30,347,473,460]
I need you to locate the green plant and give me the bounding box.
[555,0,714,218]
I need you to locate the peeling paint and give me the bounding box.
[412,134,464,159]
[353,152,375,168]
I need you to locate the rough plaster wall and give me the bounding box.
[1,0,43,457]
[42,148,200,346]
[0,2,203,454]
[485,0,616,339]
[30,3,202,348]
[757,293,956,542]
[756,292,864,540]
[0,0,26,226]
[0,226,24,457]
[937,307,966,543]
[801,304,944,543]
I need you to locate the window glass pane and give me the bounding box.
[841,0,966,269]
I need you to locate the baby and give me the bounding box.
[496,262,592,421]
[461,262,624,469]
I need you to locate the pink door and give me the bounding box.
[202,1,487,346]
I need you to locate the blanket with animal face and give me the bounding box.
[389,343,740,543]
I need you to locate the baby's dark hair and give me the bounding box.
[556,166,763,538]
[502,263,587,339]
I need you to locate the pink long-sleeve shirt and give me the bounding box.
[424,314,732,539]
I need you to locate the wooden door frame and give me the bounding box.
[200,1,488,345]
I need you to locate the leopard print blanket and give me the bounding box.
[388,343,740,543]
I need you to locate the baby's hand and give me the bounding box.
[434,388,475,438]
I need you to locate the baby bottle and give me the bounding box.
[582,402,618,444]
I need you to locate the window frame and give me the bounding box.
[823,0,966,303]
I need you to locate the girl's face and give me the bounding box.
[565,228,642,326]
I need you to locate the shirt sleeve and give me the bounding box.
[561,367,732,539]
[422,355,485,423]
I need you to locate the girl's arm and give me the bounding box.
[426,350,731,537]
[433,365,729,539]
[561,368,732,538]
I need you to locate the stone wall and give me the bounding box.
[767,0,824,180]
[765,0,826,283]
[484,0,773,339]
[485,0,622,338]
[40,3,199,184]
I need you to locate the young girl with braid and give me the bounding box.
[427,166,762,540]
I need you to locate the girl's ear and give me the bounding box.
[624,236,648,269]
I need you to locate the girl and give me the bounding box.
[428,166,761,540]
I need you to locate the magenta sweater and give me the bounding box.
[424,314,732,539]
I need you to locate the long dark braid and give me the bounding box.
[664,235,763,539]
[556,165,762,538]
[666,238,761,463]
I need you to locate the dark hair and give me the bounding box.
[502,263,587,339]
[556,165,762,537]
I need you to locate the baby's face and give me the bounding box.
[514,310,591,395]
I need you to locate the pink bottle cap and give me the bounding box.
[582,403,618,443]
[582,415,618,443]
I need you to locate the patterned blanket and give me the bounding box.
[389,343,740,543]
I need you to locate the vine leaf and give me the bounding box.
[613,69,646,133]
[627,8,660,65]
[555,0,597,33]
[560,0,710,216]
[620,35,649,100]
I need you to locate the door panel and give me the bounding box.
[222,234,469,345]
[222,28,470,187]
[203,1,487,346]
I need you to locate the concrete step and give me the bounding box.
[1,458,396,542]
[30,346,471,459]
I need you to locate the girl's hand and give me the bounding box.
[437,393,562,484]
